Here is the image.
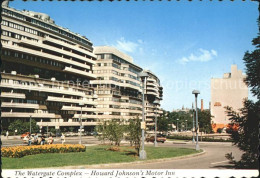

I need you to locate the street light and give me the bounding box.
[192,103,195,143]
[138,71,149,159]
[176,119,179,132]
[29,115,32,134]
[192,90,200,151]
[79,101,85,145]
[153,100,160,147]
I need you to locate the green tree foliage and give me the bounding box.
[8,119,40,134]
[225,100,259,169]
[127,118,141,155]
[168,110,193,131]
[225,3,260,169]
[95,119,125,146]
[198,110,213,133]
[243,9,260,99]
[157,113,169,133]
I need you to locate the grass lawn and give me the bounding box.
[2,145,200,169]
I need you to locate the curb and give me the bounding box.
[43,149,206,169]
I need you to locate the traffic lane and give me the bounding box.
[1,136,100,147]
[101,142,242,169]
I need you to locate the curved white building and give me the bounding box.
[1,3,98,132]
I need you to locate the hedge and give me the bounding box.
[1,144,86,158]
[166,135,232,142]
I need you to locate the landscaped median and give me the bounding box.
[2,145,202,169]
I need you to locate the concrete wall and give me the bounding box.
[211,65,248,127]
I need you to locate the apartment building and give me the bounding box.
[211,65,248,132]
[90,46,143,122]
[145,70,163,128]
[1,3,99,132]
[91,46,163,129]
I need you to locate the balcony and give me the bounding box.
[63,67,96,79]
[146,86,159,92]
[73,114,100,119]
[61,106,97,112]
[147,78,156,82]
[1,112,55,118]
[1,102,40,109]
[0,92,26,99]
[37,121,100,127]
[146,82,157,87]
[146,91,159,96]
[47,96,97,105]
[19,37,95,65]
[43,36,96,59]
[2,40,92,71]
[1,80,86,97]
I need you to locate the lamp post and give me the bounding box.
[177,119,179,132]
[29,115,32,134]
[185,120,187,131]
[192,103,195,143]
[153,100,160,147]
[79,102,84,145]
[192,90,200,151]
[138,71,149,159]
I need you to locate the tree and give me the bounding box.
[127,118,141,155]
[198,110,213,133]
[225,100,259,169]
[95,119,125,146]
[157,111,169,133]
[8,119,40,134]
[225,3,260,169]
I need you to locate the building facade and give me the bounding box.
[210,65,248,132]
[91,47,163,130]
[91,46,143,122]
[1,3,99,132]
[144,70,163,129]
[1,2,163,133]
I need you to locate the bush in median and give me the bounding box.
[1,144,86,158]
[166,135,232,142]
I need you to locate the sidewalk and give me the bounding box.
[1,135,20,140]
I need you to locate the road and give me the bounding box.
[1,135,100,147]
[1,136,243,169]
[98,141,242,169]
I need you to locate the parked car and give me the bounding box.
[146,135,166,143]
[21,132,30,139]
[64,132,77,137]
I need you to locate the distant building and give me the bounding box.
[210,65,248,132]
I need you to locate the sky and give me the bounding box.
[9,1,258,111]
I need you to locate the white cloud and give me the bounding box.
[178,48,218,64]
[113,37,140,53]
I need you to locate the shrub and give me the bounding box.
[1,144,86,158]
[217,128,223,133]
[166,135,232,142]
[107,146,120,152]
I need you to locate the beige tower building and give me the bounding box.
[91,46,143,121]
[210,65,248,132]
[91,46,163,129]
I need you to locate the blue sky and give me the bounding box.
[10,1,258,111]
